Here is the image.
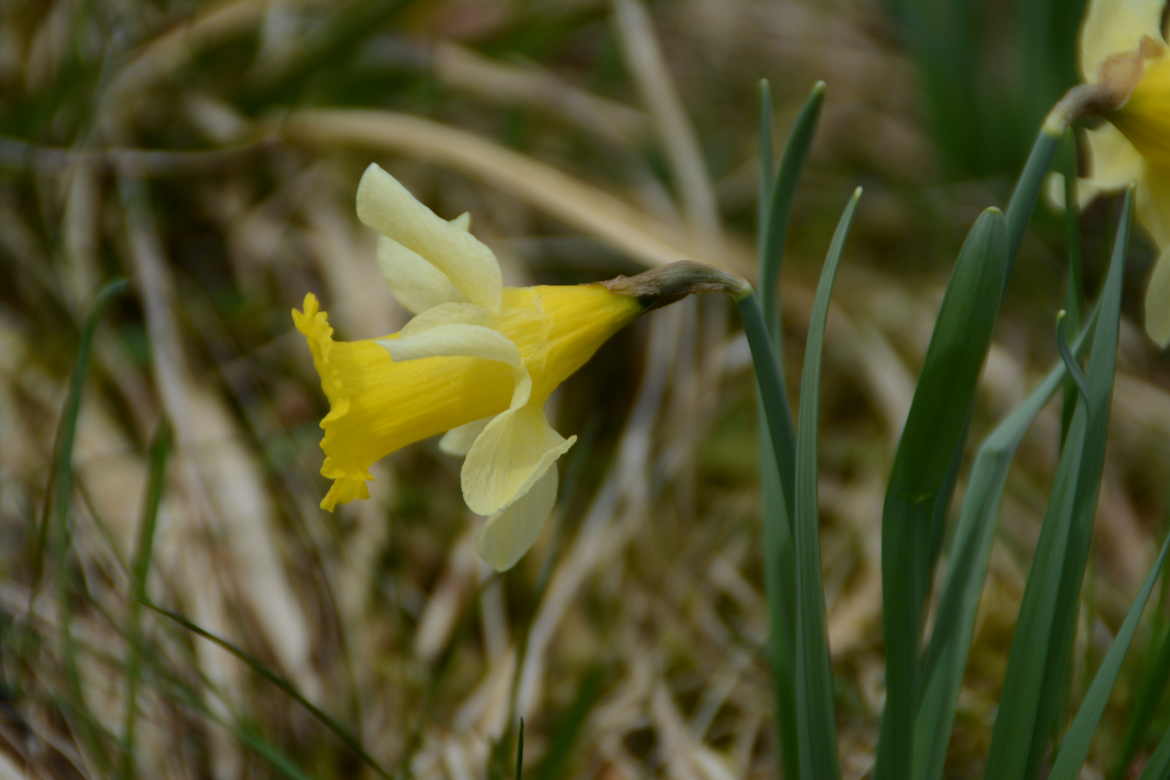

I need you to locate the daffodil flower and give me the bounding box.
[1063,0,1170,344]
[293,164,745,570]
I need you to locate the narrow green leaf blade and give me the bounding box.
[120,422,172,779]
[145,602,392,779]
[515,717,525,780]
[754,76,825,780]
[532,666,603,780]
[913,312,1094,780]
[46,277,128,773]
[1060,129,1086,444]
[758,79,774,246]
[875,207,1008,780]
[760,80,826,334]
[790,187,861,779]
[983,190,1132,780]
[1138,723,1170,780]
[1049,531,1170,778]
[1111,612,1170,776]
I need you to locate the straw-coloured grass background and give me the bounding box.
[2,0,1168,776]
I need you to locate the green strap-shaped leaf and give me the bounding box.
[793,187,861,779]
[756,77,826,515]
[45,278,128,773]
[912,308,1096,780]
[1111,610,1170,775]
[1138,723,1170,780]
[755,78,825,780]
[875,207,1008,779]
[1049,531,1170,778]
[983,190,1132,780]
[120,422,172,779]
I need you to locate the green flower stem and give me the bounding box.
[739,288,799,779]
[738,292,795,481]
[1005,121,1062,268]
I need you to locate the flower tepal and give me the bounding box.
[293,164,641,570]
[1068,0,1170,345]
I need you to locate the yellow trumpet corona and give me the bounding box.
[293,285,639,513]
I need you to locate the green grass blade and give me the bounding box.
[515,718,525,780]
[740,294,796,524]
[760,79,826,334]
[983,190,1132,780]
[46,278,128,563]
[46,277,128,773]
[1056,312,1090,407]
[1138,723,1170,780]
[120,422,172,779]
[874,207,1008,780]
[757,445,797,780]
[758,79,774,244]
[1111,616,1170,777]
[145,602,392,779]
[1049,532,1170,779]
[913,310,1096,780]
[790,186,861,779]
[1061,130,1086,443]
[235,725,315,780]
[755,76,824,780]
[532,665,604,780]
[756,78,827,516]
[738,290,805,777]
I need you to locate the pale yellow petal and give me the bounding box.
[356,164,502,311]
[461,402,575,517]
[398,302,493,334]
[439,417,491,455]
[1046,172,1107,212]
[1085,124,1145,191]
[381,323,517,365]
[476,466,558,571]
[379,322,532,409]
[1145,247,1170,346]
[377,236,463,314]
[450,212,471,231]
[1081,0,1166,80]
[1137,162,1170,247]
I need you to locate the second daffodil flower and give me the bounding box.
[293,164,744,570]
[1063,0,1170,344]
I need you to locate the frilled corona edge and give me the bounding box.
[292,294,372,509]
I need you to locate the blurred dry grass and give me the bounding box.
[2,0,1169,777]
